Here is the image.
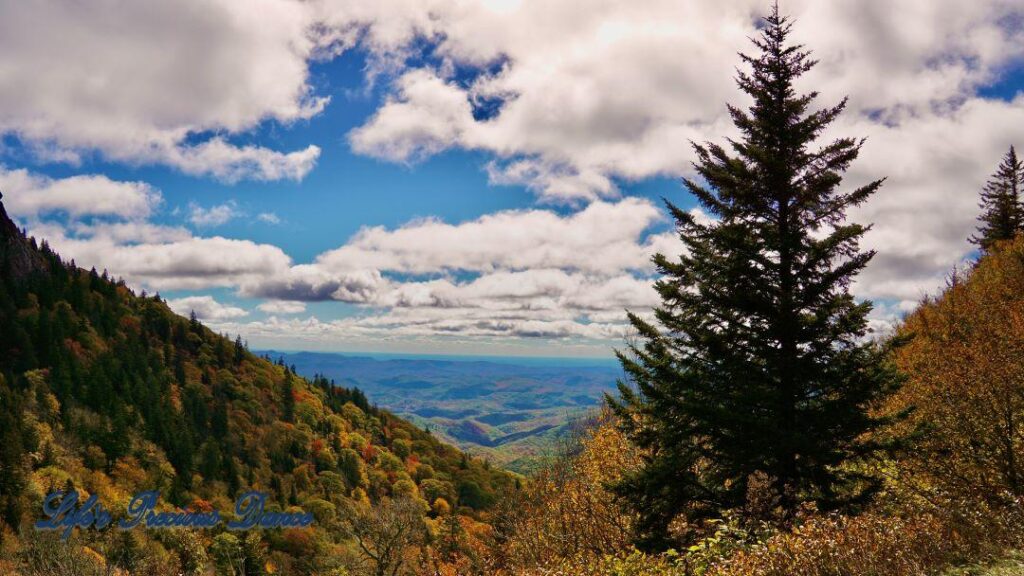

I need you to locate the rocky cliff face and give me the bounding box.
[0,192,49,281]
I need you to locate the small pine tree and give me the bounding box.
[609,5,902,548]
[233,335,245,364]
[282,372,296,423]
[971,145,1023,252]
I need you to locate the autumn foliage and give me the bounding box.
[0,202,514,575]
[486,237,1024,576]
[488,411,640,572]
[891,239,1024,503]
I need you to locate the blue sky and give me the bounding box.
[1,1,1022,357]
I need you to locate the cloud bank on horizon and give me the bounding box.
[1,0,1022,355]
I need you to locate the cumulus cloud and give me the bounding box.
[257,212,282,225]
[339,0,759,201]
[0,166,160,219]
[68,221,192,245]
[0,0,325,181]
[5,168,295,291]
[188,201,240,227]
[843,96,1024,303]
[9,0,1024,351]
[349,70,477,163]
[163,139,321,183]
[230,199,677,339]
[227,200,674,347]
[167,295,248,320]
[241,266,391,303]
[10,169,671,347]
[208,310,630,352]
[41,229,295,291]
[315,198,675,275]
[340,0,1024,197]
[257,300,307,314]
[334,0,1024,312]
[1,168,658,347]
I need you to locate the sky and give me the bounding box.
[1,0,1023,358]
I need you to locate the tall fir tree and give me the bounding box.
[609,5,902,548]
[282,370,296,423]
[971,145,1023,252]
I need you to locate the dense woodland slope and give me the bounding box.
[0,195,516,574]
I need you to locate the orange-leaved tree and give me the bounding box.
[892,238,1024,502]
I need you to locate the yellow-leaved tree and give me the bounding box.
[892,238,1024,503]
[488,409,641,573]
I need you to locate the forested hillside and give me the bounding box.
[0,195,516,574]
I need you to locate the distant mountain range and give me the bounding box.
[264,351,624,472]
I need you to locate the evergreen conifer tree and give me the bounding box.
[282,371,296,423]
[609,5,901,548]
[971,146,1023,252]
[234,335,246,365]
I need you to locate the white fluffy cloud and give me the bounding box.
[238,199,678,325]
[342,0,1024,199]
[167,296,248,320]
[844,97,1024,302]
[5,169,295,291]
[8,167,668,348]
[315,198,670,275]
[42,230,295,291]
[241,266,392,303]
[257,300,307,314]
[0,0,324,181]
[7,0,1024,351]
[189,202,240,228]
[335,0,1024,314]
[209,310,632,353]
[229,200,672,346]
[0,166,160,219]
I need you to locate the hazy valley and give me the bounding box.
[268,351,622,472]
